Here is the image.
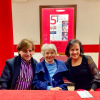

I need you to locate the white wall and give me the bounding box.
[12,0,100,66]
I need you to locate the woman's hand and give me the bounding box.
[50,87,62,90]
[90,89,94,91]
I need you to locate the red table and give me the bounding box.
[0,90,100,100]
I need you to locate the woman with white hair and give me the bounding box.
[33,44,70,90]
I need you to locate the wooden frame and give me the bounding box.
[40,5,77,54]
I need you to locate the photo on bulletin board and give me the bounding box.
[40,5,77,54]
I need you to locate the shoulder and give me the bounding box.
[54,59,66,66]
[55,59,64,64]
[37,59,45,65]
[1,56,19,73]
[65,57,71,62]
[36,60,45,70]
[55,59,68,69]
[6,56,19,65]
[82,55,95,65]
[36,61,44,66]
[83,55,93,61]
[64,57,71,65]
[35,60,45,73]
[31,57,38,64]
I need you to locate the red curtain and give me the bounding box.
[0,0,14,75]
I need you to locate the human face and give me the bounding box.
[18,45,34,62]
[69,43,80,60]
[44,49,56,64]
[64,32,67,35]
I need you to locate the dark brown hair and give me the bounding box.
[65,39,84,57]
[17,39,35,51]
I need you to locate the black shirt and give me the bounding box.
[65,55,100,90]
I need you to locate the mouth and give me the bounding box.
[73,55,77,57]
[48,58,52,60]
[25,56,31,58]
[48,57,52,59]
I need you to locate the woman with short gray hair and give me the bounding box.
[41,44,57,56]
[33,43,70,90]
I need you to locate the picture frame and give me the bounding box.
[40,5,77,54]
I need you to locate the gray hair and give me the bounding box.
[41,44,57,56]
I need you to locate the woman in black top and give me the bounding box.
[65,39,100,91]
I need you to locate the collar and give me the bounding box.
[21,58,31,65]
[36,59,68,74]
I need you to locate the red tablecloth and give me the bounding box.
[0,90,100,100]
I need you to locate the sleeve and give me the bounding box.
[87,56,100,90]
[64,58,74,83]
[63,71,74,83]
[47,86,52,90]
[0,60,12,89]
[32,64,51,90]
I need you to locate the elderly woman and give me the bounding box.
[33,44,70,90]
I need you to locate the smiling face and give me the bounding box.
[69,43,80,60]
[18,45,34,62]
[44,49,56,64]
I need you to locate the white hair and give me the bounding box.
[41,44,57,56]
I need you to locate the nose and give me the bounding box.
[26,51,30,55]
[73,50,77,53]
[48,53,52,56]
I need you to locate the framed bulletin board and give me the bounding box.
[40,5,77,54]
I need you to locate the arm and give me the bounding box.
[33,72,49,90]
[0,60,12,89]
[33,63,63,90]
[90,82,99,91]
[32,64,51,90]
[87,56,100,90]
[64,58,74,83]
[33,71,62,90]
[63,71,74,83]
